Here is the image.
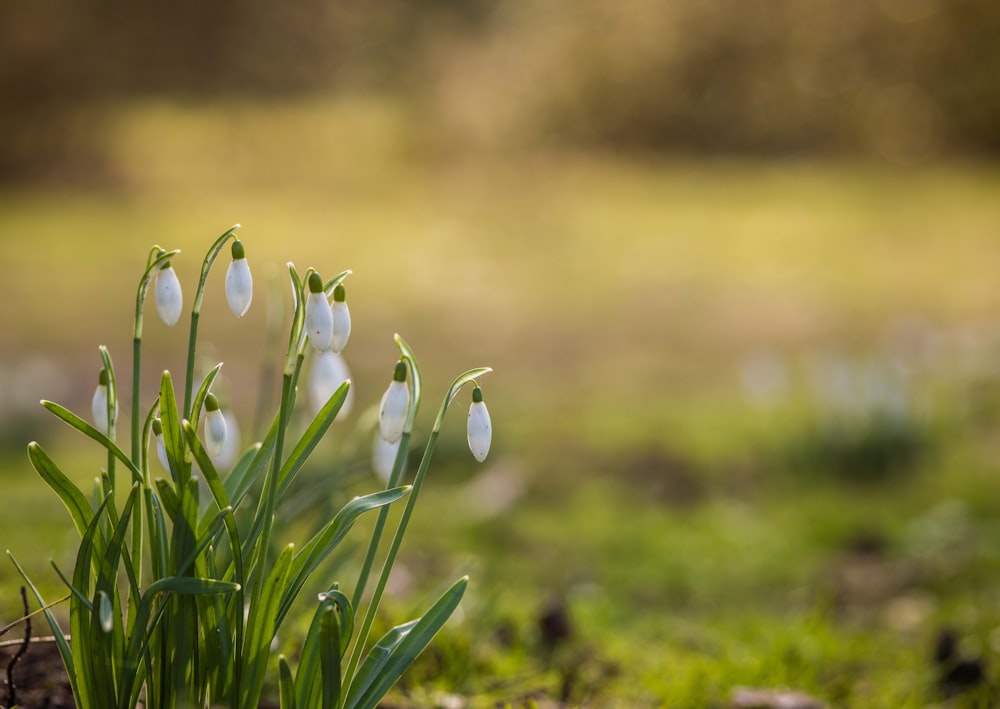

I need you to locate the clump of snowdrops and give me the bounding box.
[7,225,493,709]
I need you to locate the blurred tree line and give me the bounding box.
[2,0,998,182]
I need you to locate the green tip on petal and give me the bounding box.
[472,385,483,403]
[152,418,162,435]
[231,240,245,260]
[393,360,407,382]
[308,272,324,294]
[205,393,221,411]
[98,369,109,386]
[333,283,346,302]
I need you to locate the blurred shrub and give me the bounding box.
[2,0,999,181]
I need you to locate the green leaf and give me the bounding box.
[319,601,342,709]
[345,576,468,709]
[278,655,297,709]
[27,442,93,538]
[189,362,224,435]
[222,440,265,505]
[276,380,349,499]
[40,401,142,483]
[159,370,187,485]
[295,590,352,709]
[276,487,409,628]
[241,543,294,709]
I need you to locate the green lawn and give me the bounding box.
[2,99,1000,706]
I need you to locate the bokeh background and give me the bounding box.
[3,2,1000,705]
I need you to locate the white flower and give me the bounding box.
[467,385,491,462]
[152,418,170,471]
[225,240,253,317]
[308,349,353,420]
[91,368,111,434]
[304,272,333,352]
[212,411,241,469]
[378,361,410,444]
[373,430,401,484]
[154,263,183,326]
[330,284,351,353]
[204,394,227,458]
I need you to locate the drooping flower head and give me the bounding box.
[308,349,354,420]
[304,272,333,352]
[330,283,351,353]
[152,417,170,472]
[378,360,410,444]
[467,384,492,462]
[372,429,402,485]
[154,260,183,326]
[204,393,228,458]
[225,239,253,318]
[91,368,112,435]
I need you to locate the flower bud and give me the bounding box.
[467,385,491,462]
[154,262,183,326]
[225,240,253,317]
[373,430,401,484]
[308,349,354,420]
[152,417,170,471]
[204,393,227,458]
[330,284,351,353]
[304,272,333,352]
[378,361,409,444]
[91,368,111,434]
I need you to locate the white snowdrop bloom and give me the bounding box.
[330,284,351,353]
[154,262,183,326]
[372,430,401,484]
[91,368,111,435]
[152,418,169,471]
[224,240,253,317]
[378,361,410,444]
[308,349,353,420]
[203,393,228,458]
[212,410,242,469]
[467,385,492,462]
[304,272,333,352]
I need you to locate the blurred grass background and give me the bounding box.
[3,2,1000,706]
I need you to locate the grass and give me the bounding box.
[3,97,1000,705]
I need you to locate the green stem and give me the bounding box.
[131,336,142,463]
[183,310,200,418]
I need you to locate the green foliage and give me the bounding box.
[8,227,487,708]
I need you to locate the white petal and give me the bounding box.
[373,432,401,484]
[308,349,354,419]
[225,258,253,317]
[379,380,409,444]
[91,384,109,435]
[467,401,492,462]
[212,411,241,469]
[205,408,228,458]
[155,266,183,326]
[155,431,170,472]
[304,292,333,351]
[330,301,351,353]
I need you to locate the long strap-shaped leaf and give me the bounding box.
[241,542,294,709]
[275,487,409,629]
[27,441,94,538]
[40,401,142,483]
[344,576,468,709]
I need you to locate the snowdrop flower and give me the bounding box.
[213,411,242,469]
[152,418,169,472]
[308,349,354,419]
[467,385,491,462]
[224,239,253,317]
[372,430,401,484]
[91,368,111,434]
[304,272,333,352]
[330,284,351,353]
[378,361,409,444]
[203,393,227,458]
[154,261,183,326]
